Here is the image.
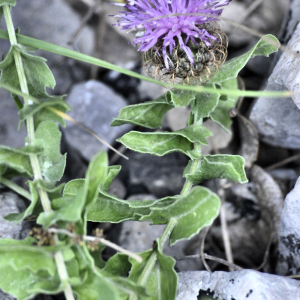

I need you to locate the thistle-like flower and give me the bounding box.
[113,0,231,84]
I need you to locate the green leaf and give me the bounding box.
[192,90,220,121]
[111,94,173,129]
[169,89,196,107]
[184,154,248,184]
[209,78,239,131]
[141,187,221,245]
[84,151,108,208]
[0,265,61,300]
[34,120,66,181]
[0,145,33,177]
[73,269,119,300]
[63,179,85,197]
[102,165,122,192]
[19,98,70,128]
[117,124,212,158]
[0,45,57,99]
[38,152,108,227]
[209,35,280,83]
[103,253,131,277]
[4,180,39,223]
[0,237,57,275]
[87,192,150,223]
[128,242,177,300]
[0,0,16,5]
[87,192,177,223]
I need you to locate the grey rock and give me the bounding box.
[250,97,300,149]
[64,80,132,161]
[222,0,289,48]
[2,0,94,94]
[137,81,168,102]
[121,151,188,198]
[177,269,300,300]
[277,176,300,275]
[0,191,31,239]
[0,90,27,148]
[0,289,15,300]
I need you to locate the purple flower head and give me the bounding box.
[113,0,231,70]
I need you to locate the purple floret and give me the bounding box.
[113,0,231,70]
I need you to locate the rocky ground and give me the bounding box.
[1,0,300,299]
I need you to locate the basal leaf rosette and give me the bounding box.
[113,0,231,85]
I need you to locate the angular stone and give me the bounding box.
[177,269,300,300]
[250,97,300,149]
[0,191,31,240]
[64,80,132,161]
[277,176,300,275]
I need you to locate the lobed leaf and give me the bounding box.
[111,94,173,129]
[141,187,221,245]
[184,154,248,184]
[117,124,212,158]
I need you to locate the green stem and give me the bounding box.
[0,29,291,99]
[129,218,178,300]
[3,5,74,300]
[0,177,31,201]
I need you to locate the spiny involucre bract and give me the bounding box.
[113,0,231,70]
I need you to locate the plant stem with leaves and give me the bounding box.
[3,5,74,300]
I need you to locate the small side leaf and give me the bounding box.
[34,121,66,182]
[141,186,221,245]
[128,241,177,300]
[117,124,212,158]
[184,154,248,184]
[111,94,173,129]
[101,165,122,192]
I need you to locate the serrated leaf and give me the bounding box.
[102,165,122,192]
[192,90,220,121]
[128,242,177,300]
[0,45,56,100]
[169,89,196,107]
[34,120,66,181]
[0,145,33,177]
[19,98,70,128]
[184,154,248,184]
[111,94,173,129]
[118,124,212,158]
[141,187,221,245]
[209,35,280,83]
